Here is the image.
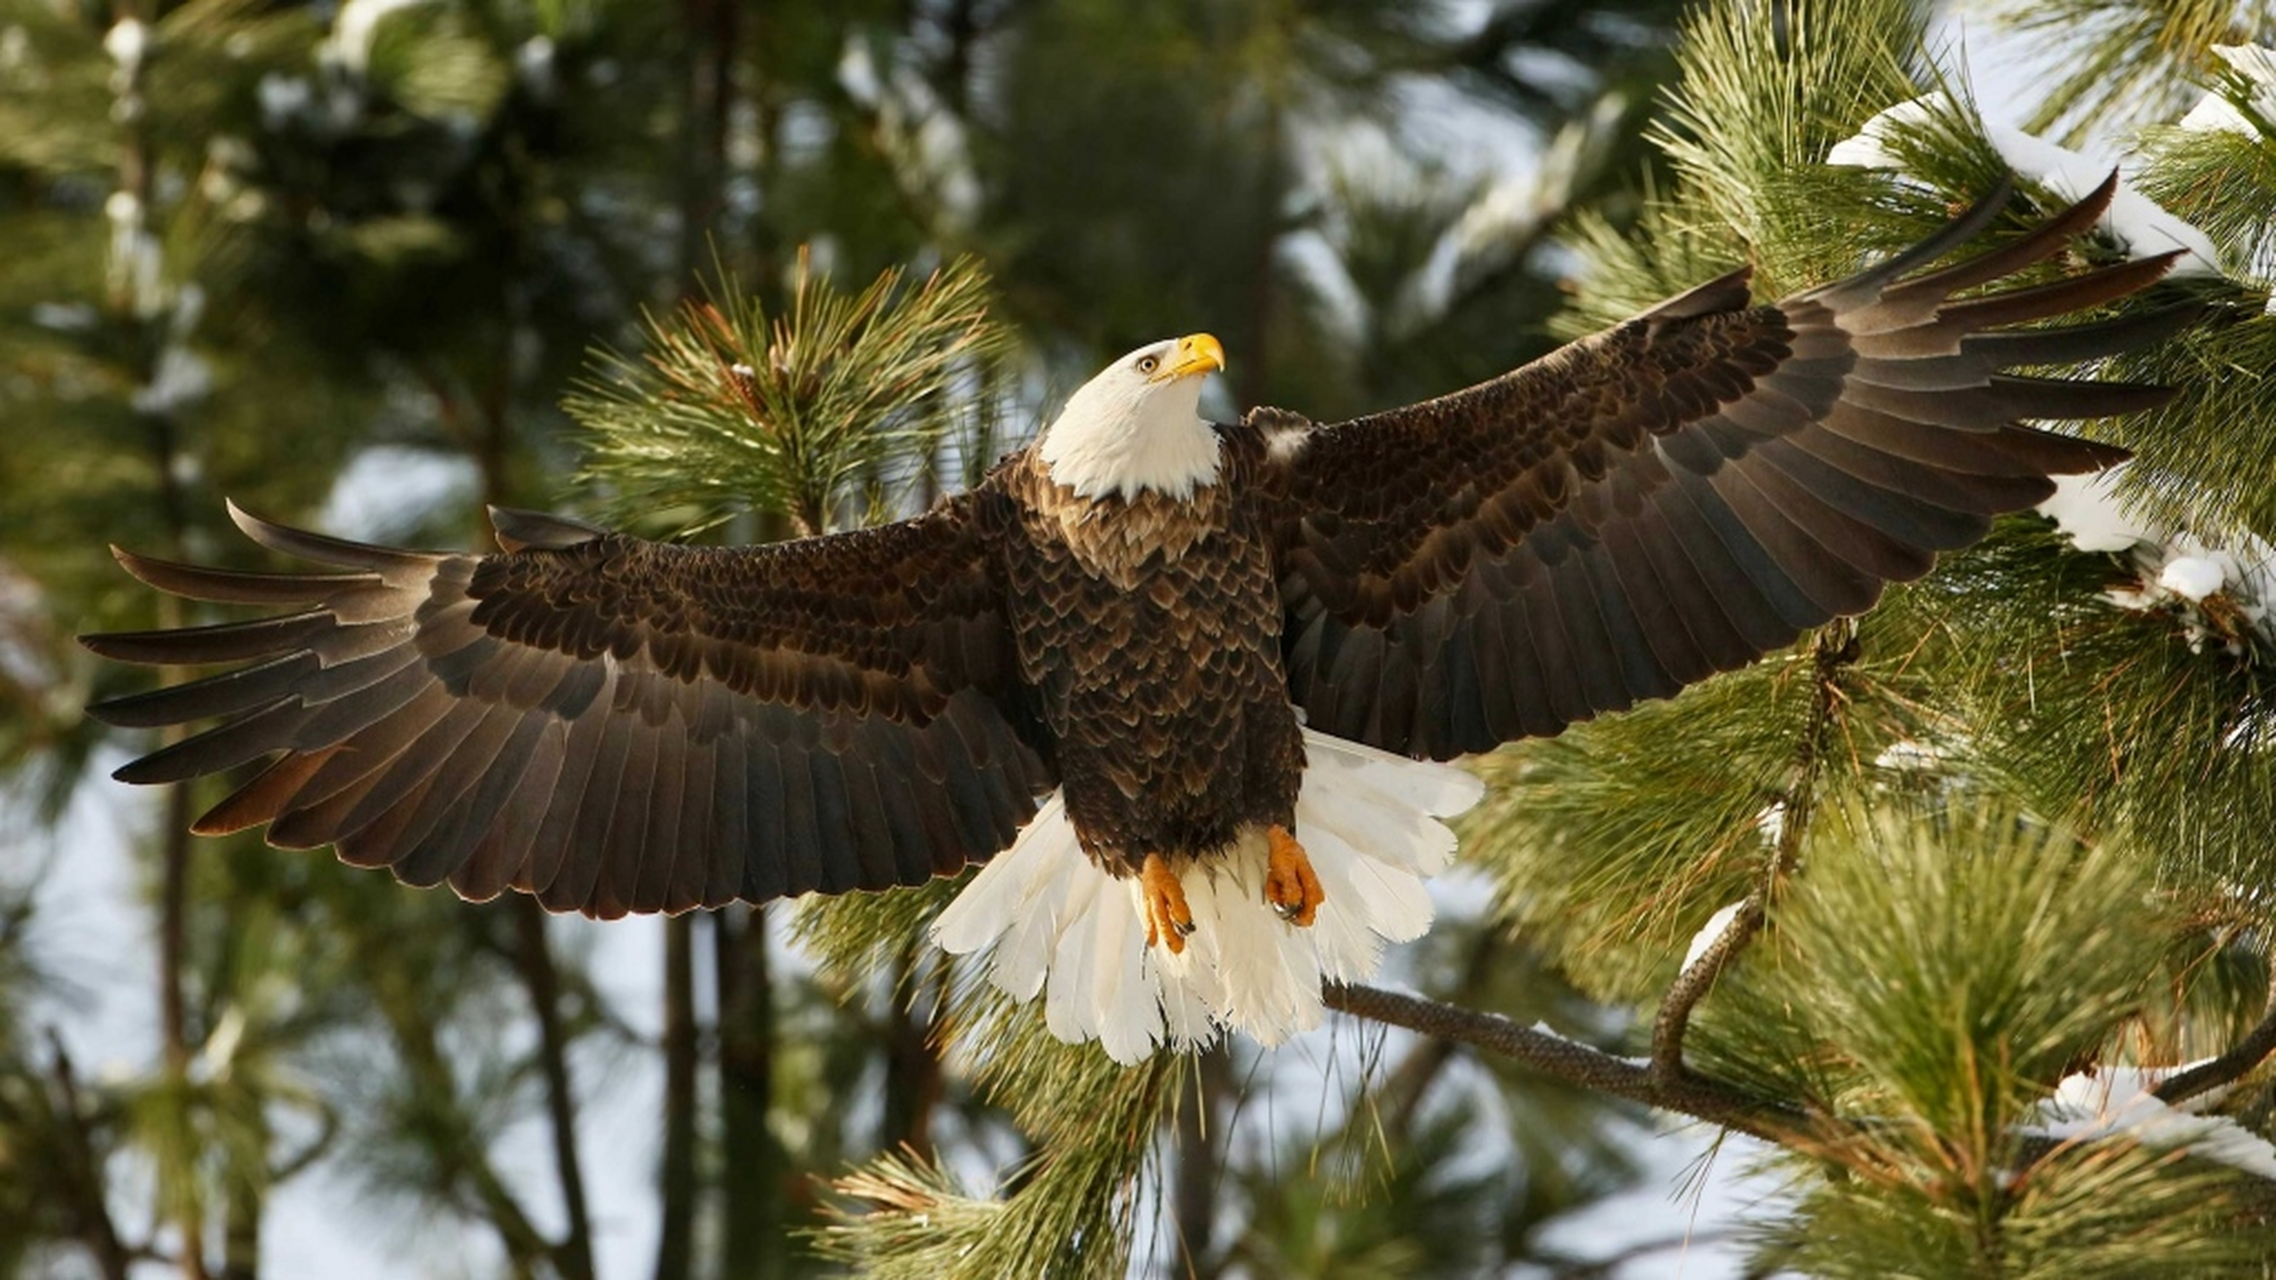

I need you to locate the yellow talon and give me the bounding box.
[1264,825,1324,927]
[1141,853,1194,954]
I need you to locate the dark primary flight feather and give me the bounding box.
[86,499,1052,917]
[1262,174,2188,759]
[85,174,2187,911]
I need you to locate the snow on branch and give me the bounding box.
[2180,45,2276,140]
[1827,93,2225,278]
[2020,1064,2276,1182]
[1682,900,1748,975]
[2039,464,2276,657]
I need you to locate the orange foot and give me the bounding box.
[1264,825,1324,927]
[1141,853,1195,954]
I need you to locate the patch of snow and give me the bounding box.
[258,73,312,127]
[319,445,477,540]
[2040,471,2153,554]
[1528,1019,1652,1070]
[1754,799,1787,849]
[2158,554,2228,601]
[2215,43,2276,87]
[1825,96,1933,168]
[1875,739,1946,771]
[30,302,97,332]
[2181,95,2255,135]
[1682,901,1748,973]
[131,345,214,416]
[2041,462,2276,654]
[515,35,556,97]
[323,0,432,76]
[2182,45,2276,137]
[1828,93,2225,277]
[103,190,165,319]
[2178,45,2276,311]
[2021,1063,2276,1181]
[102,17,148,70]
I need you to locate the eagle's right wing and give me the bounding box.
[84,497,1054,917]
[1256,175,2197,760]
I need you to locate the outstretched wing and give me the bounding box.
[1260,175,2195,760]
[84,498,1052,917]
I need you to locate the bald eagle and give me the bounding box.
[87,177,2192,1062]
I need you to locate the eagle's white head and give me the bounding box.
[1040,333,1226,502]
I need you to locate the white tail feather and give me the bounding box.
[932,728,1484,1063]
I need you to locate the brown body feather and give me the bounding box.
[994,449,1302,875]
[86,176,2192,916]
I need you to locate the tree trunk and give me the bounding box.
[662,6,735,1274]
[653,915,698,1280]
[879,939,944,1159]
[677,0,737,282]
[715,905,786,1280]
[219,1148,261,1280]
[157,782,210,1280]
[1172,1044,1233,1280]
[113,0,214,1262]
[513,899,596,1280]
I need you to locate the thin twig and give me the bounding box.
[1544,1228,1745,1280]
[1651,892,1769,1088]
[1323,982,1826,1148]
[1649,624,1858,1084]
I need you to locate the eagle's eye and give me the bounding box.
[1136,354,1161,375]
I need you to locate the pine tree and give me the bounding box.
[1,1,689,1274]
[11,1,1689,1276]
[28,0,2276,1276]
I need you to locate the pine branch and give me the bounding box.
[569,253,1011,538]
[1321,983,1825,1149]
[812,1031,1182,1280]
[1649,901,1766,1086]
[2153,972,2276,1108]
[1650,623,1857,1084]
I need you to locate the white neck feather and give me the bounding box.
[1039,366,1221,501]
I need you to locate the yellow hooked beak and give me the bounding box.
[1150,332,1226,383]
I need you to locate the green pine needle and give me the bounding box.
[1650,0,1926,259]
[1696,803,2276,1277]
[811,988,1185,1280]
[1977,0,2267,141]
[568,252,1012,537]
[1762,1137,2276,1278]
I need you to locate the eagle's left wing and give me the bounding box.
[1255,176,2194,760]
